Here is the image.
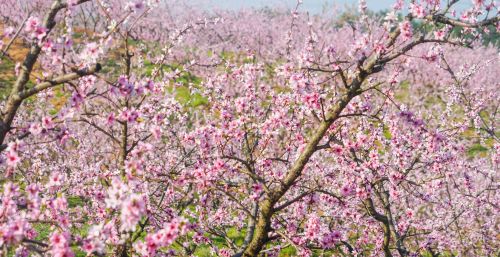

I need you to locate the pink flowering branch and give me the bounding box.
[426,14,499,29]
[18,64,102,99]
[0,0,98,148]
[238,6,498,256]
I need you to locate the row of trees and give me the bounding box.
[0,0,498,256]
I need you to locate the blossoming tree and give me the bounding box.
[0,0,498,256]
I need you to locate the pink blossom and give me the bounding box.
[399,21,413,40]
[410,3,426,18]
[5,151,20,167]
[107,113,115,125]
[47,172,65,188]
[25,17,40,33]
[120,194,146,232]
[3,27,15,38]
[127,0,145,12]
[305,214,321,240]
[42,116,54,129]
[48,232,74,257]
[81,42,102,62]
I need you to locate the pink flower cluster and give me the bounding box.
[133,218,188,256]
[48,232,74,257]
[25,17,47,42]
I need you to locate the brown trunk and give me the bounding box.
[242,199,273,257]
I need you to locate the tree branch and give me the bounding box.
[18,63,102,99]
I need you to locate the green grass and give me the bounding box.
[0,58,16,99]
